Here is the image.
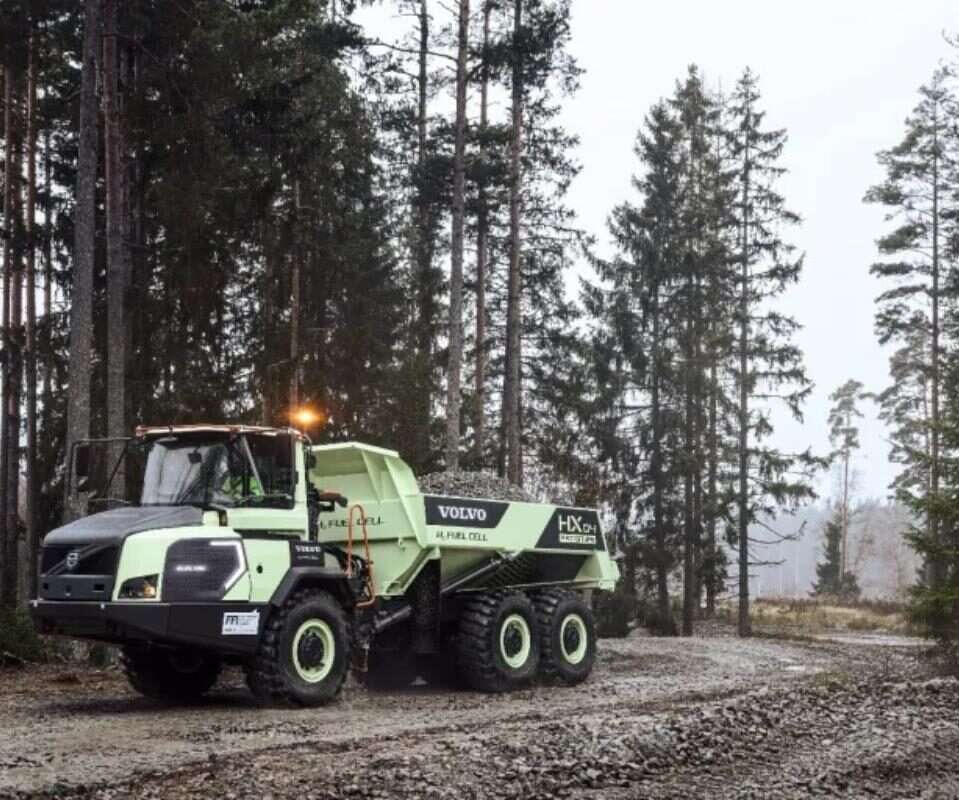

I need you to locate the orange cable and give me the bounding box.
[347,503,376,608]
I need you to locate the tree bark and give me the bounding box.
[705,353,718,617]
[473,0,491,467]
[445,0,469,470]
[21,23,38,603]
[650,275,670,631]
[63,0,99,522]
[262,220,275,424]
[502,0,524,485]
[104,0,129,496]
[929,103,941,593]
[737,122,752,638]
[410,0,434,469]
[0,55,18,607]
[290,181,302,412]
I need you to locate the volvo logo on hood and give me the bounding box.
[65,551,80,571]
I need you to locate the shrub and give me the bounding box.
[0,607,47,665]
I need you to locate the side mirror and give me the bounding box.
[74,443,91,493]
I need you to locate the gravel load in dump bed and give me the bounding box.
[417,470,539,503]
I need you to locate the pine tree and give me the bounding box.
[827,379,868,579]
[728,68,818,637]
[445,0,470,469]
[588,100,686,634]
[63,0,98,523]
[865,67,959,634]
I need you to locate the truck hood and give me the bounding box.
[43,506,206,547]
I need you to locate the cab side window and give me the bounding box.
[247,434,295,502]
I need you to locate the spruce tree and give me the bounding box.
[813,511,861,599]
[728,68,818,637]
[865,67,959,635]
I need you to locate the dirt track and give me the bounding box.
[1,630,957,799]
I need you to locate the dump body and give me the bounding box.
[309,442,619,598]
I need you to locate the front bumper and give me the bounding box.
[29,599,265,655]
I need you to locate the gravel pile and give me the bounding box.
[417,470,538,503]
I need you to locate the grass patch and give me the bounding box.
[718,596,916,636]
[0,607,48,665]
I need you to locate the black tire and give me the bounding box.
[455,592,540,693]
[120,646,221,703]
[245,588,351,707]
[533,589,596,685]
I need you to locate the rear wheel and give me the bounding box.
[121,646,221,703]
[246,589,351,707]
[456,592,540,692]
[534,589,596,685]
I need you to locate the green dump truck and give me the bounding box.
[30,425,619,706]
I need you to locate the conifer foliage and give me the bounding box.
[584,66,816,637]
[0,0,586,608]
[866,64,959,639]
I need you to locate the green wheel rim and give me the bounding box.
[560,613,588,665]
[499,613,532,669]
[292,619,335,683]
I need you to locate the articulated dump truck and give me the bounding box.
[30,425,619,706]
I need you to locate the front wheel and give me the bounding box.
[246,589,351,707]
[121,646,221,703]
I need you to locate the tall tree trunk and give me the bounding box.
[262,220,275,424]
[705,352,718,617]
[737,129,752,638]
[502,0,524,485]
[104,0,129,495]
[410,0,434,469]
[473,0,491,467]
[650,278,670,631]
[0,56,17,607]
[682,311,695,636]
[446,0,469,470]
[20,24,38,603]
[42,128,51,412]
[3,99,23,611]
[63,0,99,522]
[929,108,941,594]
[290,182,302,412]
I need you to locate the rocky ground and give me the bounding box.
[1,630,956,799]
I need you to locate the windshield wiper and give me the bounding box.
[231,492,293,508]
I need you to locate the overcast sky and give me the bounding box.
[359,1,957,502]
[558,0,957,502]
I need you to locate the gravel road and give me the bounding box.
[1,630,956,799]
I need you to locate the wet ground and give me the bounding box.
[1,630,955,799]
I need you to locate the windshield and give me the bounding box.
[128,433,295,508]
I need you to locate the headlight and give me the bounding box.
[119,574,158,599]
[163,539,247,602]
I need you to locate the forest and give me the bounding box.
[0,0,958,643]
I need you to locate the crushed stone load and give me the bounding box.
[417,470,539,503]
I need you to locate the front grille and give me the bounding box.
[163,539,244,602]
[40,544,119,576]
